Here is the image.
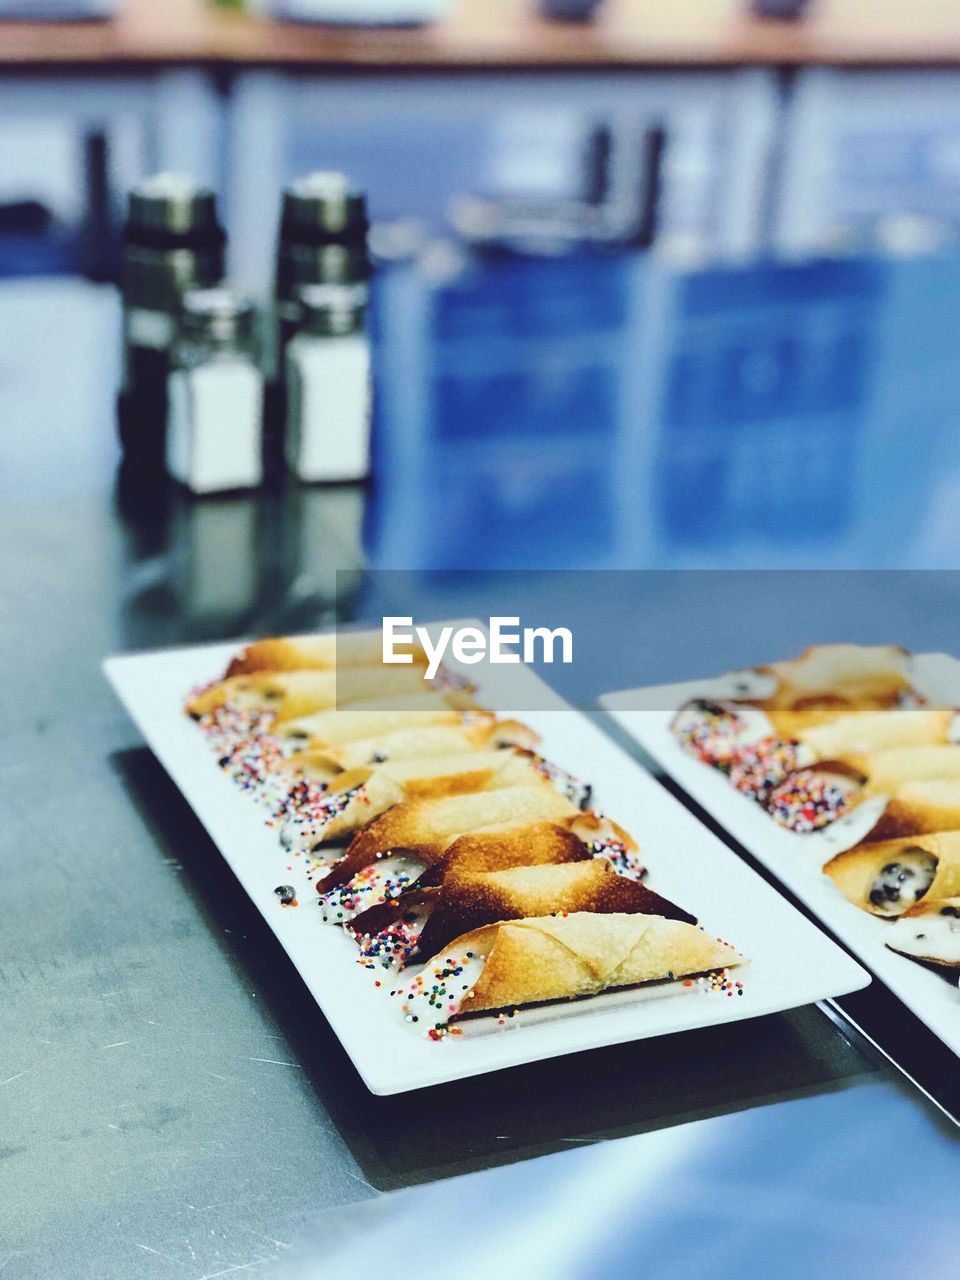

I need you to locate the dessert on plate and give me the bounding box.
[186,628,745,1035]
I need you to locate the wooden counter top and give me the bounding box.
[3,0,960,70]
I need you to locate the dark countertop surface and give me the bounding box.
[3,263,960,1279]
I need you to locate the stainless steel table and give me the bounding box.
[2,276,958,1280]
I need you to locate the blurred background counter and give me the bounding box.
[9,0,960,68]
[11,0,960,285]
[7,240,960,646]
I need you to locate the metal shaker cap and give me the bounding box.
[181,286,256,345]
[128,173,221,238]
[281,172,368,240]
[297,282,368,336]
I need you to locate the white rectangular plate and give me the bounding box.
[601,653,960,1060]
[105,633,868,1094]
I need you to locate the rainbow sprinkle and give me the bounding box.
[671,699,748,768]
[271,776,330,824]
[356,912,426,970]
[283,782,363,845]
[197,705,288,795]
[766,769,850,832]
[684,969,744,997]
[670,697,851,835]
[725,736,801,804]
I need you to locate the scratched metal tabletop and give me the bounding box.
[2,270,960,1280]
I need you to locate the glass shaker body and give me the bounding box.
[285,283,371,485]
[167,288,264,496]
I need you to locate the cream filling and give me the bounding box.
[392,949,490,1034]
[280,783,366,850]
[868,851,937,917]
[825,772,861,801]
[820,793,889,849]
[317,853,427,924]
[231,685,282,712]
[887,907,960,964]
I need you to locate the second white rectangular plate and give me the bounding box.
[105,632,868,1094]
[601,655,960,1060]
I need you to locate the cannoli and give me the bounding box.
[864,780,960,841]
[763,764,863,832]
[419,819,593,884]
[886,897,960,970]
[823,832,960,917]
[756,643,912,712]
[842,744,960,796]
[225,631,427,676]
[766,707,880,737]
[792,709,955,760]
[670,699,871,828]
[283,749,558,846]
[406,812,640,885]
[281,718,539,785]
[316,717,539,772]
[350,860,695,961]
[315,784,580,895]
[394,913,743,1026]
[318,815,594,924]
[276,696,471,749]
[187,665,450,721]
[423,862,692,956]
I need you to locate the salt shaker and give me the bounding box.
[166,287,264,494]
[285,282,371,484]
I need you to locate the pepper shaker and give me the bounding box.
[274,171,369,366]
[118,173,226,470]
